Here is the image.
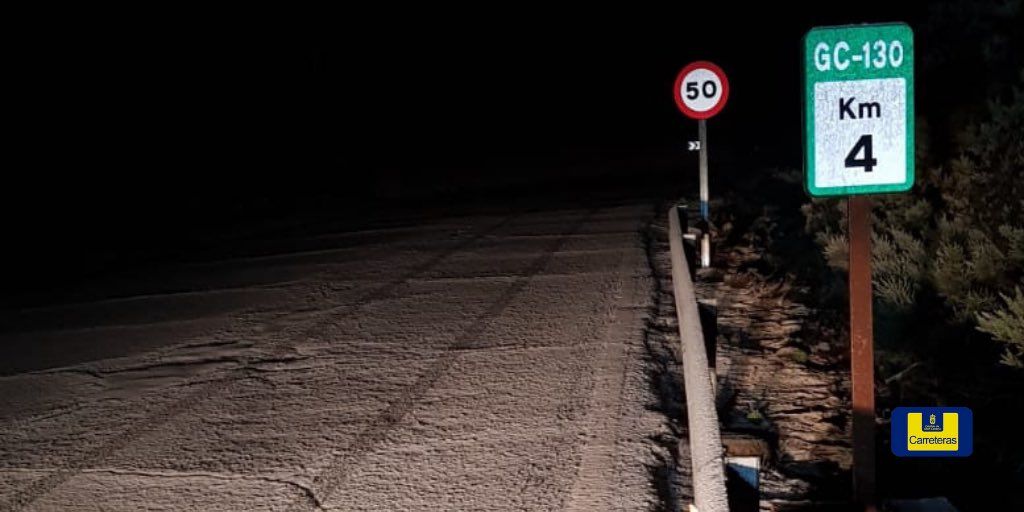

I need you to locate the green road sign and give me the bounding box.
[803,23,914,197]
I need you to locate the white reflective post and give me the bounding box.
[698,119,710,268]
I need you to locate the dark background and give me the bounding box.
[0,1,964,289]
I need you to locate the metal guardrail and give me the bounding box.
[668,205,729,512]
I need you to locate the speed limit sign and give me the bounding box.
[673,61,730,119]
[673,60,728,269]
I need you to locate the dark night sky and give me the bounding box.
[14,3,933,177]
[6,1,972,290]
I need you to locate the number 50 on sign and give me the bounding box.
[803,23,914,197]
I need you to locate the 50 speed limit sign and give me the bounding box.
[804,23,914,196]
[673,60,727,269]
[674,61,729,120]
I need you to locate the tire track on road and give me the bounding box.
[562,238,645,512]
[2,212,523,511]
[288,207,602,511]
[0,218,499,431]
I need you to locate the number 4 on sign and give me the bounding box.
[845,135,877,173]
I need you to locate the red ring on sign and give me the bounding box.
[673,60,730,120]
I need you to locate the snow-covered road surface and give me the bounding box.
[1,204,672,511]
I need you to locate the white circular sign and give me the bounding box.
[673,61,730,120]
[679,68,723,113]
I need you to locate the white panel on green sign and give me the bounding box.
[813,78,907,189]
[803,23,914,197]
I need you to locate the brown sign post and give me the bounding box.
[848,196,876,511]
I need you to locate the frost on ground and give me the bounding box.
[0,204,683,511]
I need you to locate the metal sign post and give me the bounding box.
[698,119,710,268]
[848,195,876,511]
[674,61,730,268]
[804,23,914,511]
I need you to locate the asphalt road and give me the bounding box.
[0,202,676,511]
